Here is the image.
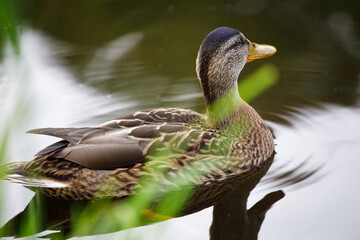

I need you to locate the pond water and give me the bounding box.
[0,0,359,239]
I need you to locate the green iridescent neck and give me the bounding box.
[206,86,244,127]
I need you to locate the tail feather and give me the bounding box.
[6,174,68,188]
[0,161,28,180]
[1,162,68,188]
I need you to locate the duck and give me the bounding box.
[2,26,276,213]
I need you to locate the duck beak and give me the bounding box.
[247,42,277,62]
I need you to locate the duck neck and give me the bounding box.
[196,50,246,127]
[205,84,244,127]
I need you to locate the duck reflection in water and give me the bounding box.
[1,154,283,239]
[0,27,283,239]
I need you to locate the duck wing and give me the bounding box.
[27,108,207,170]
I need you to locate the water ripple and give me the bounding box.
[260,104,360,190]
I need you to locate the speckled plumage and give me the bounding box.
[2,27,276,213]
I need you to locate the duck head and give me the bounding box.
[196,27,276,107]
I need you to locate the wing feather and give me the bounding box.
[26,108,208,170]
[27,127,110,143]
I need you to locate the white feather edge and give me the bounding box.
[7,174,69,188]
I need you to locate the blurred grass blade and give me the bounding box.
[239,64,279,102]
[0,0,20,55]
[20,194,44,236]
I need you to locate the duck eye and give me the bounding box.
[236,39,242,46]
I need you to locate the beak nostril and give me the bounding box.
[247,42,276,63]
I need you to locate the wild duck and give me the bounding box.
[2,27,276,212]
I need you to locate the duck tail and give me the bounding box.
[0,161,28,180]
[1,161,69,189]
